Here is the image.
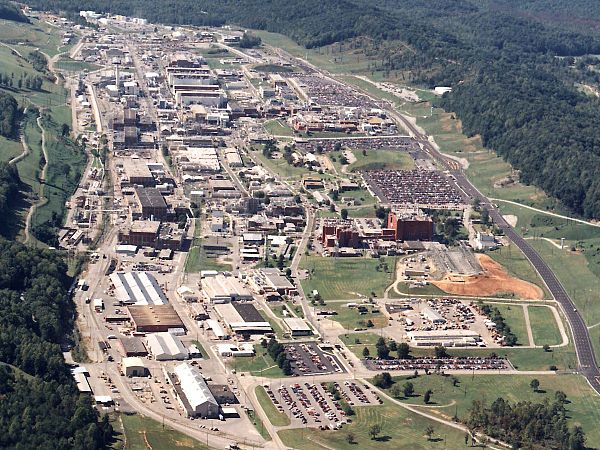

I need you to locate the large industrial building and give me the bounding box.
[387,210,434,241]
[110,271,168,305]
[146,332,189,360]
[118,220,161,247]
[201,274,254,303]
[133,187,168,220]
[407,329,481,347]
[170,363,219,418]
[120,159,155,186]
[213,302,272,335]
[128,305,186,332]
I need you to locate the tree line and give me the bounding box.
[0,92,20,138]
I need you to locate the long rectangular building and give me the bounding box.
[201,274,253,303]
[110,271,167,305]
[128,305,185,332]
[171,363,219,419]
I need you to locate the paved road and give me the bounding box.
[393,113,600,392]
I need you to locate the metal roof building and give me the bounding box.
[110,271,168,305]
[201,274,253,303]
[172,363,219,418]
[146,332,189,360]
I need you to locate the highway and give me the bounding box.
[393,112,600,392]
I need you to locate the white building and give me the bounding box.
[173,363,219,418]
[216,343,255,357]
[201,274,253,303]
[146,332,189,360]
[110,271,168,305]
[122,356,148,377]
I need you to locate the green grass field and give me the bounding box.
[380,374,600,447]
[264,119,294,137]
[528,306,563,346]
[245,408,271,442]
[300,256,396,300]
[55,57,99,72]
[255,386,291,426]
[253,150,317,180]
[227,348,285,378]
[0,134,24,163]
[119,414,209,450]
[486,243,550,299]
[31,109,86,235]
[185,219,232,273]
[185,244,232,273]
[488,303,529,346]
[278,399,467,450]
[339,332,392,358]
[347,149,415,172]
[322,300,388,330]
[0,18,69,57]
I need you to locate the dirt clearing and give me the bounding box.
[433,254,543,300]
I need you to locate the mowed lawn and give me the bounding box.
[0,135,23,163]
[227,348,284,378]
[255,386,290,427]
[487,303,529,346]
[380,374,600,447]
[486,243,550,299]
[119,414,209,450]
[278,400,467,450]
[300,256,395,300]
[528,305,563,346]
[322,300,388,329]
[347,149,415,172]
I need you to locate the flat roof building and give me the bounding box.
[202,274,253,303]
[118,220,160,247]
[117,336,148,357]
[122,159,154,186]
[128,305,185,333]
[134,187,168,220]
[283,317,312,336]
[408,329,481,347]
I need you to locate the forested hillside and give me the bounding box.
[23,0,600,217]
[0,0,29,23]
[0,238,113,449]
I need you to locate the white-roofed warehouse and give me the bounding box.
[146,332,189,360]
[110,271,168,305]
[171,362,219,418]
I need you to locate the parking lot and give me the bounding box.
[263,380,381,429]
[284,342,345,376]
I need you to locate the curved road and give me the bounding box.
[395,113,600,392]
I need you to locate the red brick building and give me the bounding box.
[387,211,434,241]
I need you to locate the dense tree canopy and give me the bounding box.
[0,238,112,449]
[0,93,20,138]
[0,0,29,23]
[468,396,585,449]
